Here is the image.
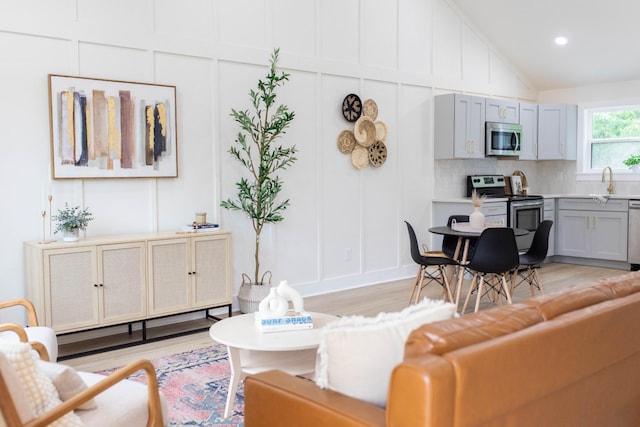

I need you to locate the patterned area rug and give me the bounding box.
[97,344,244,426]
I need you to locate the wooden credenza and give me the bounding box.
[24,230,232,335]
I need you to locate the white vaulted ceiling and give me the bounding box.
[451,0,640,91]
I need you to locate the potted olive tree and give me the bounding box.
[221,48,297,313]
[53,203,93,242]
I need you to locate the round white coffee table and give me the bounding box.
[209,311,337,418]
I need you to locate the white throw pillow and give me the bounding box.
[0,340,84,426]
[36,360,97,410]
[315,298,456,407]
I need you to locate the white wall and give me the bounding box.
[0,0,537,324]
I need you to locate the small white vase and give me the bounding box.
[631,164,640,173]
[469,206,485,229]
[63,228,80,242]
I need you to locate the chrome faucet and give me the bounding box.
[602,166,614,194]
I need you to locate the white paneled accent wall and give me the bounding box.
[0,0,538,323]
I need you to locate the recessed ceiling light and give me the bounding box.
[554,36,568,46]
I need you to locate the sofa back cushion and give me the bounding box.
[524,283,614,320]
[315,298,456,407]
[405,304,543,357]
[600,271,640,298]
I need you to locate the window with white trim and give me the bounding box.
[585,106,640,170]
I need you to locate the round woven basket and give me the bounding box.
[236,272,272,313]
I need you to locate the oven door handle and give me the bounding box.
[511,200,543,207]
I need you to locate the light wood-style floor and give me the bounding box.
[64,262,628,372]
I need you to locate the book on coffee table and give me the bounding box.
[254,312,314,333]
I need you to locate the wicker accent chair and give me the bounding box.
[0,298,58,362]
[0,324,166,427]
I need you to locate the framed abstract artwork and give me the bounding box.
[48,74,178,179]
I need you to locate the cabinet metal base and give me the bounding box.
[57,303,233,360]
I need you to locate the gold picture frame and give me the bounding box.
[48,74,178,179]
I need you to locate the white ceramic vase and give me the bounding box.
[469,206,485,229]
[63,228,80,242]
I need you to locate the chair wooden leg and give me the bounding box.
[534,268,544,294]
[474,276,485,313]
[439,266,454,303]
[501,274,512,304]
[414,268,426,304]
[409,266,422,304]
[461,275,478,314]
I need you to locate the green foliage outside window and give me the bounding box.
[589,108,640,169]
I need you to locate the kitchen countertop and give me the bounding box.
[434,194,640,203]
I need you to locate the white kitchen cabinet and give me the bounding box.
[434,93,486,159]
[537,104,577,160]
[543,198,555,256]
[148,233,231,316]
[24,241,146,333]
[485,98,519,124]
[24,231,232,335]
[518,102,538,160]
[556,198,628,261]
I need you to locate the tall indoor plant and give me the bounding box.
[221,48,297,312]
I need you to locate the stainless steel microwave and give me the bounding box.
[485,122,521,157]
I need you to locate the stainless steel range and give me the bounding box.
[466,175,543,251]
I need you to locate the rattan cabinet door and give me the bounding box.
[148,238,191,316]
[98,242,146,325]
[191,234,232,309]
[44,247,99,332]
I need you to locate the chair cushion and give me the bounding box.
[0,326,58,362]
[0,340,83,426]
[36,361,97,410]
[314,298,456,407]
[76,372,168,427]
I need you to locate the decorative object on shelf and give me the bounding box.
[221,48,297,312]
[258,287,289,317]
[195,212,207,225]
[469,190,486,229]
[338,95,389,169]
[255,280,312,333]
[510,175,523,195]
[53,203,93,242]
[342,94,362,122]
[623,154,640,172]
[48,74,178,179]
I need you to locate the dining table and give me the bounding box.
[428,225,530,311]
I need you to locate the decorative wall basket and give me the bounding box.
[337,95,388,169]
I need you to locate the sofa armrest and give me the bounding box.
[245,370,385,427]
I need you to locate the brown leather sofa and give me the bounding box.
[244,271,640,426]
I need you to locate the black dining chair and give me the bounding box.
[405,221,458,304]
[512,220,553,296]
[461,227,519,314]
